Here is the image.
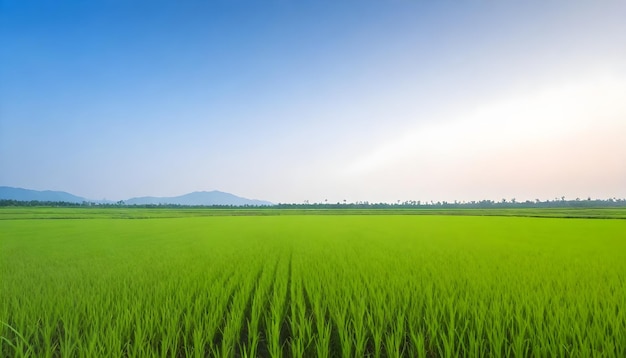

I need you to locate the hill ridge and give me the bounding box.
[0,186,273,206]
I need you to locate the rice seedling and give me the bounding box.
[1,212,625,357]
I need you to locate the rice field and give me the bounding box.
[1,211,625,357]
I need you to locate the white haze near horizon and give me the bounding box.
[330,71,626,204]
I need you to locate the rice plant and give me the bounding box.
[1,212,625,357]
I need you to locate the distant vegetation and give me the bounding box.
[1,197,625,209]
[278,197,626,209]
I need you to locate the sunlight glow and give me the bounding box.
[345,71,626,177]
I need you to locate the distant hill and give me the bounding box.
[0,187,272,206]
[0,186,88,203]
[125,191,273,206]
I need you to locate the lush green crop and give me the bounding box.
[1,213,625,357]
[2,206,626,220]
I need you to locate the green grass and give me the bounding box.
[2,206,626,220]
[1,212,625,357]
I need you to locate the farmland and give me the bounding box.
[1,209,625,357]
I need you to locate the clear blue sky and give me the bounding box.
[1,0,625,203]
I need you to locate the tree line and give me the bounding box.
[1,197,625,209]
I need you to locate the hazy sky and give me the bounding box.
[1,0,625,203]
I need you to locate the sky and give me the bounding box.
[1,0,625,204]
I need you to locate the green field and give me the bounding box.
[1,209,625,357]
[2,206,626,220]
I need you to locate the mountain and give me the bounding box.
[125,191,273,206]
[0,186,88,203]
[0,186,273,206]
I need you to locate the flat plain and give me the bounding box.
[1,208,625,357]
